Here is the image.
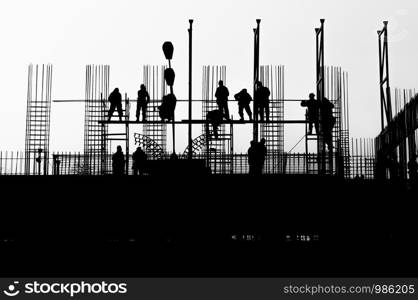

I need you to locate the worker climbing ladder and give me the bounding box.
[202,65,233,174]
[104,94,131,174]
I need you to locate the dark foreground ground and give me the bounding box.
[0,174,416,277]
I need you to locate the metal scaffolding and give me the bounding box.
[305,64,350,177]
[83,64,110,175]
[376,90,418,180]
[304,19,351,177]
[378,21,393,131]
[201,65,233,174]
[259,65,285,173]
[24,64,53,175]
[325,66,350,177]
[142,65,168,154]
[17,19,380,179]
[315,19,327,174]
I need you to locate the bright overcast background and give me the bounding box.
[0,0,417,153]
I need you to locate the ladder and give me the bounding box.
[304,110,332,175]
[204,123,233,174]
[103,94,131,174]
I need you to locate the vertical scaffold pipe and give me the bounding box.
[253,19,261,142]
[188,19,194,159]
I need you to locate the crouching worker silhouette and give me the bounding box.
[112,145,125,175]
[159,93,177,122]
[132,146,147,175]
[206,109,223,139]
[108,88,123,121]
[235,88,252,121]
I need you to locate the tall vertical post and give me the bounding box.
[163,41,176,154]
[168,60,175,154]
[377,21,395,180]
[378,21,393,130]
[253,19,261,142]
[377,30,384,131]
[316,19,326,174]
[188,19,194,159]
[125,93,130,175]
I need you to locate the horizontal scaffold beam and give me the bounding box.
[53,99,313,103]
[99,120,308,125]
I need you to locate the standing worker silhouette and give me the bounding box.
[301,93,319,134]
[321,97,335,150]
[234,88,253,121]
[112,145,125,175]
[136,84,150,122]
[248,140,257,174]
[132,146,147,175]
[108,88,123,121]
[215,80,231,121]
[254,81,270,122]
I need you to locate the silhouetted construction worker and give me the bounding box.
[108,88,123,121]
[159,93,177,122]
[321,97,335,150]
[256,138,267,174]
[136,84,150,122]
[112,145,125,175]
[254,81,270,122]
[206,109,223,139]
[301,93,319,134]
[387,154,400,181]
[248,140,257,174]
[132,146,147,175]
[234,89,253,121]
[215,80,231,121]
[408,154,417,183]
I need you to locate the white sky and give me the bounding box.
[0,0,417,153]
